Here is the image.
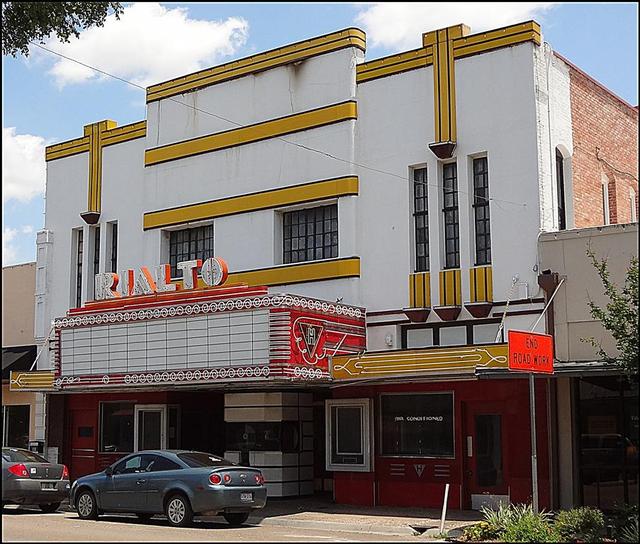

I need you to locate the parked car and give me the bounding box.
[2,447,70,512]
[70,450,267,527]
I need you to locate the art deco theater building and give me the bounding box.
[13,20,637,510]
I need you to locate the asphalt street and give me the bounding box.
[1,508,421,542]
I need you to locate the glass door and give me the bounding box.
[134,405,167,451]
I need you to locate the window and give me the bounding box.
[556,149,566,230]
[381,393,454,458]
[178,452,230,468]
[113,454,146,475]
[442,163,460,268]
[630,189,637,223]
[2,448,47,463]
[439,326,467,346]
[146,454,182,472]
[474,323,502,344]
[413,167,430,272]
[75,228,83,307]
[1,405,30,449]
[326,399,371,472]
[109,222,118,273]
[406,328,434,349]
[169,224,214,278]
[92,226,100,277]
[602,182,610,226]
[283,204,338,264]
[472,157,491,265]
[100,402,133,453]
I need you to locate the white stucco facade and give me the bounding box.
[36,22,577,369]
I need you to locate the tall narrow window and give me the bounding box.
[630,189,637,223]
[93,226,101,277]
[75,229,84,307]
[413,167,429,272]
[602,182,611,226]
[556,149,566,230]
[110,222,118,273]
[473,157,491,265]
[169,224,214,278]
[283,204,338,264]
[442,163,459,268]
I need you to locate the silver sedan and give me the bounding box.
[70,450,267,527]
[2,447,71,512]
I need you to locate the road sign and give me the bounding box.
[508,330,554,374]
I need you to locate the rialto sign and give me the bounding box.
[94,257,228,300]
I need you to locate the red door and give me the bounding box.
[68,409,98,480]
[463,402,509,508]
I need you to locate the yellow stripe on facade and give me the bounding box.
[409,275,416,307]
[332,343,508,380]
[487,266,493,301]
[469,266,493,303]
[439,269,462,306]
[145,101,358,167]
[147,28,366,103]
[101,121,147,147]
[455,269,462,305]
[356,48,432,83]
[408,272,431,308]
[45,137,90,161]
[143,176,359,230]
[174,257,360,289]
[453,21,541,59]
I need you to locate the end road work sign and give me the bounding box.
[508,330,554,374]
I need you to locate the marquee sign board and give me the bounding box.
[507,330,554,374]
[48,284,366,391]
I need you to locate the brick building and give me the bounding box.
[557,54,638,228]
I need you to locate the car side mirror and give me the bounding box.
[105,466,113,477]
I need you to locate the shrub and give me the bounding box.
[501,509,560,543]
[610,503,638,541]
[461,521,500,542]
[619,517,639,543]
[554,507,605,542]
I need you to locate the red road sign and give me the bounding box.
[508,330,554,374]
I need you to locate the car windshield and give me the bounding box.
[177,452,233,468]
[2,449,49,463]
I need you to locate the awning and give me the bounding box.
[476,360,623,379]
[2,346,37,381]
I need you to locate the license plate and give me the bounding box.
[240,492,253,502]
[41,482,56,490]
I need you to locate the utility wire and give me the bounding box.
[30,41,528,209]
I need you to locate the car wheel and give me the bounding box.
[165,494,193,527]
[76,489,99,520]
[223,512,250,526]
[136,513,154,522]
[39,502,61,513]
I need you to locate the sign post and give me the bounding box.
[508,330,554,513]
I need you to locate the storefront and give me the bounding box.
[14,270,365,498]
[327,345,551,510]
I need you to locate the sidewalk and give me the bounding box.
[61,494,482,538]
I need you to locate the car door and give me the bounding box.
[144,454,184,513]
[100,454,150,512]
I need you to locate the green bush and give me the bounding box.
[610,503,639,541]
[501,509,560,543]
[554,507,605,542]
[461,521,500,542]
[619,517,639,543]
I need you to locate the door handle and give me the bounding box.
[136,479,147,484]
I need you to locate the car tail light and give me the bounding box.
[255,474,265,485]
[8,464,29,478]
[223,474,232,484]
[61,465,69,479]
[209,473,222,485]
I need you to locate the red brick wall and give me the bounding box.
[562,55,639,227]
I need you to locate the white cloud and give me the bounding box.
[34,3,249,88]
[355,3,557,51]
[2,127,47,203]
[3,227,18,266]
[21,225,34,235]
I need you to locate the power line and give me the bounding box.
[30,41,528,209]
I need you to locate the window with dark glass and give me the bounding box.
[556,149,566,230]
[381,393,454,457]
[325,399,371,472]
[1,405,30,449]
[93,226,100,279]
[75,229,83,307]
[146,454,182,472]
[109,222,118,273]
[100,402,133,453]
[283,204,338,264]
[226,422,300,455]
[413,167,429,272]
[473,158,491,265]
[442,163,460,268]
[169,224,214,278]
[476,415,503,487]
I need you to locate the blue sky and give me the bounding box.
[2,2,638,266]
